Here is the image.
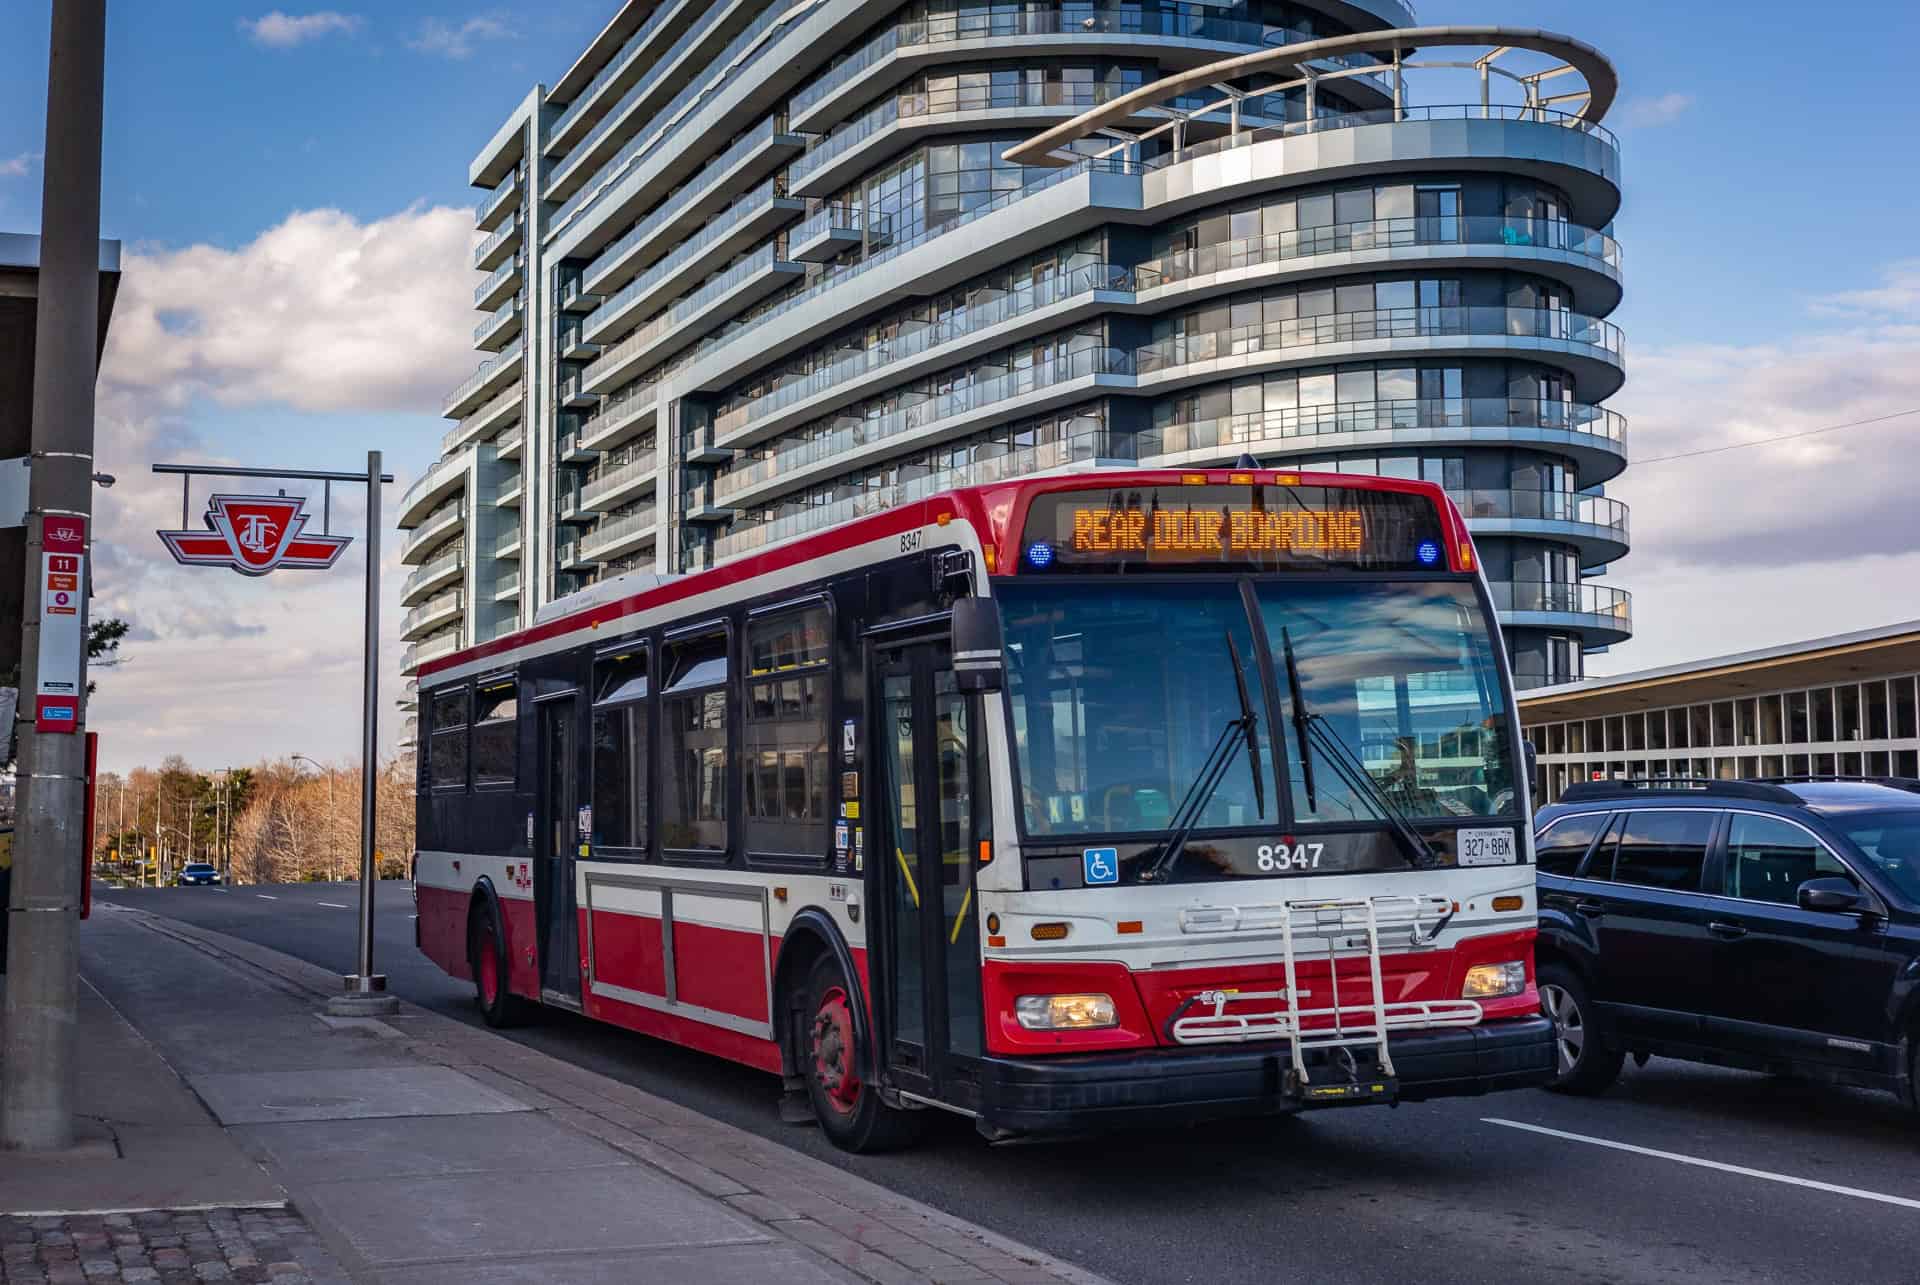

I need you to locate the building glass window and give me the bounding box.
[1787,690,1810,742]
[1759,695,1783,744]
[1712,701,1735,747]
[1688,704,1711,748]
[1838,683,1861,741]
[1895,677,1918,740]
[471,680,517,788]
[1647,708,1667,751]
[1735,697,1757,746]
[429,688,468,790]
[1668,708,1688,750]
[1813,687,1835,742]
[743,606,833,861]
[661,630,729,853]
[592,648,650,851]
[1865,680,1889,740]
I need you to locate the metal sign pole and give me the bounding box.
[339,449,389,1012]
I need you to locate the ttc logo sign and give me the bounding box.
[158,494,352,576]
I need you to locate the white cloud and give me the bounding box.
[239,10,364,48]
[0,152,36,178]
[407,15,514,59]
[1618,92,1694,128]
[1592,258,1920,675]
[84,205,479,772]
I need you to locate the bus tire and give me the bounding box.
[1539,964,1621,1095]
[470,892,528,1029]
[801,955,920,1153]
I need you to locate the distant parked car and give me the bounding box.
[176,862,223,886]
[1531,777,1920,1110]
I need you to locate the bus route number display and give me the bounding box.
[1020,484,1446,572]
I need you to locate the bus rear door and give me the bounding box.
[535,689,585,1009]
[871,633,986,1111]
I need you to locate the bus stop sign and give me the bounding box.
[157,493,350,575]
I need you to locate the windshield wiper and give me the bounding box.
[1279,627,1441,872]
[1140,630,1262,884]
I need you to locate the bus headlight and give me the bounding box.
[1015,994,1117,1030]
[1461,961,1527,999]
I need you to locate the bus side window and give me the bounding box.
[471,679,518,789]
[743,606,832,867]
[592,647,650,854]
[428,687,469,793]
[660,628,730,857]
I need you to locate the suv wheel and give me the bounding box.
[1540,964,1623,1094]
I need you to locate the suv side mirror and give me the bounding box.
[950,597,1004,694]
[1797,876,1864,913]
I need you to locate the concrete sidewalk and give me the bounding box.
[9,903,1112,1284]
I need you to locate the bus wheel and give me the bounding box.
[802,956,919,1153]
[470,899,527,1029]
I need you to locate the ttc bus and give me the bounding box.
[413,469,1554,1150]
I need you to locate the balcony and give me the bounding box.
[474,217,521,272]
[580,503,658,564]
[545,0,696,155]
[582,129,806,295]
[401,588,464,642]
[401,499,465,565]
[714,345,1130,511]
[556,534,597,573]
[475,171,518,232]
[474,257,523,312]
[442,381,522,453]
[1487,580,1633,645]
[1450,488,1630,568]
[581,444,658,513]
[496,423,525,461]
[557,373,596,410]
[398,451,468,529]
[583,180,803,344]
[442,339,524,418]
[580,379,659,452]
[492,525,522,561]
[1134,306,1625,402]
[493,570,522,602]
[402,629,461,675]
[583,246,803,395]
[497,473,524,508]
[790,205,891,263]
[559,277,603,313]
[789,9,1343,134]
[474,296,522,352]
[401,546,464,605]
[557,430,596,464]
[1138,398,1630,487]
[559,320,600,362]
[711,428,1131,563]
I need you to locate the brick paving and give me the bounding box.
[0,1209,349,1285]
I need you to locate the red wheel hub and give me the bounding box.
[810,985,860,1114]
[478,921,500,1006]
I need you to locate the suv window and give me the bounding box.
[1535,812,1609,876]
[1608,810,1715,891]
[1723,814,1849,905]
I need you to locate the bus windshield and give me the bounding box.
[997,578,1515,840]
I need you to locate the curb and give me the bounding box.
[105,904,1118,1285]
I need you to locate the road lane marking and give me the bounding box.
[316,902,349,909]
[1483,1118,1920,1211]
[255,894,277,900]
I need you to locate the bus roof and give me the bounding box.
[417,468,1474,685]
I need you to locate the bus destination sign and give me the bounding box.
[1020,484,1447,573]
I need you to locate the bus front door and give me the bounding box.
[873,637,986,1113]
[535,693,584,1009]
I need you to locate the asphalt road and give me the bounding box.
[97,880,1920,1284]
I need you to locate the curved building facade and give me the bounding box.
[400,0,1631,708]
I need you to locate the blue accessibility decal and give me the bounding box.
[1083,847,1119,885]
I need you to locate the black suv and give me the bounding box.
[1532,778,1920,1109]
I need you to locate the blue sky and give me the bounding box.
[2,2,1917,770]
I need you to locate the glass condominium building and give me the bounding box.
[397,0,1633,714]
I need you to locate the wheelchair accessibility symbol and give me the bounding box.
[1083,847,1118,885]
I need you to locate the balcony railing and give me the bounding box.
[1137,215,1620,285]
[1140,101,1619,168]
[1449,488,1629,539]
[1137,398,1628,459]
[475,171,517,228]
[491,526,523,558]
[1135,307,1625,373]
[583,124,794,290]
[581,503,658,560]
[714,428,1130,562]
[715,345,1129,505]
[406,630,462,670]
[473,218,520,270]
[472,257,521,308]
[550,0,803,233]
[585,245,796,389]
[399,451,465,525]
[1486,580,1633,632]
[473,295,520,344]
[496,423,524,455]
[586,179,788,342]
[442,338,524,418]
[582,444,659,509]
[580,377,660,447]
[402,588,464,638]
[547,0,689,143]
[442,381,522,452]
[402,546,464,601]
[713,261,1135,442]
[790,11,1366,124]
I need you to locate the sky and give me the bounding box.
[2,1,1918,772]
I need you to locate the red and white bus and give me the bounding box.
[413,469,1553,1150]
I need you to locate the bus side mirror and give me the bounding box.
[951,598,1004,694]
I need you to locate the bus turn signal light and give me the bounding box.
[1030,922,1069,941]
[1491,895,1523,912]
[1015,994,1116,1030]
[1117,920,1143,934]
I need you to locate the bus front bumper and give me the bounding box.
[975,1015,1555,1134]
